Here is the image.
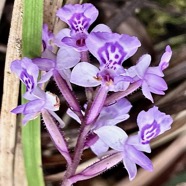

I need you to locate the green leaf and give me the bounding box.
[21,0,44,186]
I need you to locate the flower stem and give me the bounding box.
[61,86,108,185]
[53,69,83,120]
[61,122,90,186]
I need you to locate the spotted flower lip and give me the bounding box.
[137,106,173,144]
[56,3,98,33]
[86,31,141,66]
[10,57,40,99]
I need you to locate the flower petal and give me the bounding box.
[126,145,153,172]
[127,135,151,153]
[135,54,151,79]
[23,99,45,114]
[90,139,109,156]
[159,45,172,71]
[70,62,100,87]
[91,24,112,33]
[94,126,128,151]
[56,46,80,69]
[54,28,71,47]
[32,58,55,71]
[142,81,154,102]
[123,156,137,181]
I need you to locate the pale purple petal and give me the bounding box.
[70,62,100,87]
[32,58,55,71]
[94,126,128,151]
[48,110,65,128]
[57,69,72,89]
[145,74,168,91]
[125,145,153,172]
[127,135,151,153]
[120,34,141,61]
[86,32,141,66]
[67,108,81,123]
[141,81,154,102]
[54,28,71,47]
[159,115,173,134]
[123,156,137,181]
[11,104,26,114]
[23,99,45,114]
[137,109,154,129]
[56,3,98,31]
[38,70,53,84]
[147,66,164,77]
[22,113,39,125]
[135,54,151,79]
[41,49,56,60]
[91,24,112,33]
[95,98,131,128]
[159,45,172,71]
[44,92,60,111]
[90,139,109,156]
[56,46,80,69]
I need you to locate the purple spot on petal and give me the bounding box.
[42,40,46,51]
[140,121,160,144]
[98,42,126,68]
[20,69,35,92]
[68,13,91,32]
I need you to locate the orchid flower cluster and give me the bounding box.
[11,3,173,186]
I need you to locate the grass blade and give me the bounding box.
[22,0,44,185]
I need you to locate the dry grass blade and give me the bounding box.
[0,0,6,20]
[0,0,27,185]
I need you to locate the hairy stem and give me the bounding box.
[53,69,83,120]
[61,86,108,185]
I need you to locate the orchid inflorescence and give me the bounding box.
[11,3,173,186]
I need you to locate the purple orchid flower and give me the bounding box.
[137,106,173,144]
[95,126,153,180]
[67,98,132,155]
[70,32,141,91]
[126,45,172,102]
[55,3,98,52]
[10,57,41,100]
[11,90,62,125]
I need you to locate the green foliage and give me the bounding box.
[21,0,44,186]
